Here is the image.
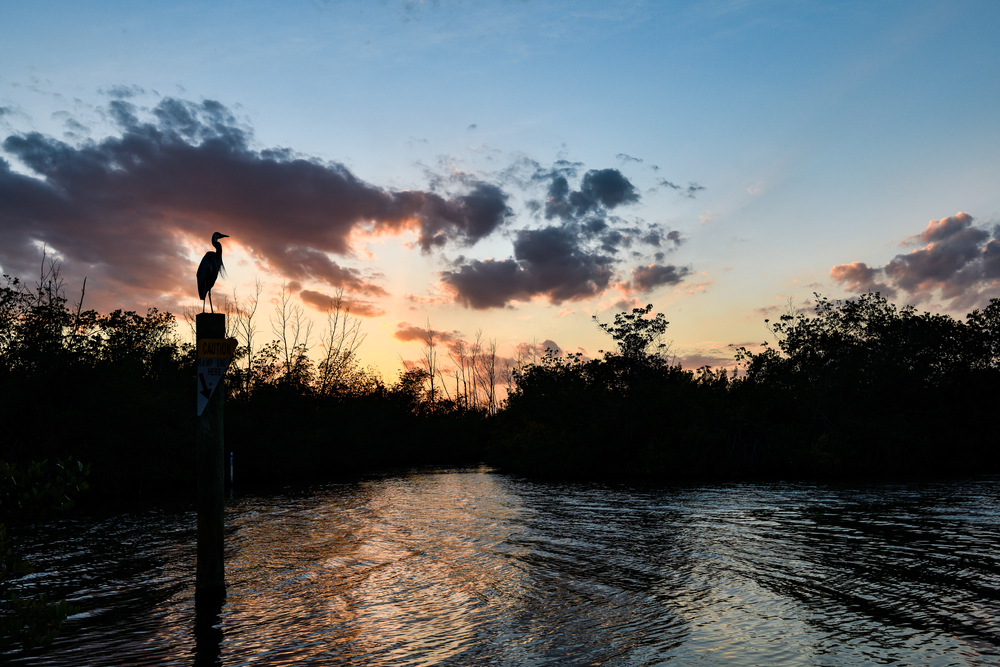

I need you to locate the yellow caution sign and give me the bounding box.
[198,338,239,358]
[197,337,238,416]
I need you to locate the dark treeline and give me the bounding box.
[0,265,195,498]
[493,297,1000,478]
[2,262,999,503]
[0,264,486,500]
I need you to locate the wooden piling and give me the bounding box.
[196,312,226,602]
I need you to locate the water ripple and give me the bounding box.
[6,473,999,666]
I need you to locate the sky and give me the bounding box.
[2,0,999,379]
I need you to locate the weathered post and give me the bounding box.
[196,313,226,602]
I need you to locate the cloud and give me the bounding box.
[403,292,452,306]
[752,304,781,319]
[409,180,513,251]
[658,179,705,199]
[439,185,692,308]
[63,118,90,137]
[0,97,513,311]
[829,261,897,298]
[639,227,685,248]
[393,321,461,345]
[441,225,615,308]
[435,159,696,310]
[628,263,691,292]
[598,229,631,253]
[539,339,562,356]
[673,352,739,370]
[612,297,643,311]
[299,289,385,318]
[616,153,642,164]
[543,168,640,221]
[100,84,146,99]
[830,212,1000,310]
[511,339,566,360]
[268,248,389,296]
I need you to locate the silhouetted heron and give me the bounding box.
[197,232,229,313]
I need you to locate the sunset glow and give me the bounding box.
[2,1,998,380]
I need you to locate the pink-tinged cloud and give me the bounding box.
[508,339,568,362]
[272,249,389,297]
[404,293,452,306]
[392,321,462,345]
[907,211,976,245]
[831,212,1000,310]
[299,289,385,318]
[539,339,562,356]
[688,341,770,377]
[828,262,897,298]
[752,304,781,319]
[0,97,512,312]
[613,297,644,312]
[673,352,740,370]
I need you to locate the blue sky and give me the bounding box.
[2,0,999,376]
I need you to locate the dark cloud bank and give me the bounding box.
[0,96,692,314]
[442,160,690,309]
[831,212,1000,311]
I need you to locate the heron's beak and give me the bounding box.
[220,234,229,239]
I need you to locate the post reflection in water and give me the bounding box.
[7,470,1000,666]
[193,594,224,667]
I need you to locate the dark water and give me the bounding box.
[6,470,999,666]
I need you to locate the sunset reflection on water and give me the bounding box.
[8,470,1000,666]
[220,471,535,665]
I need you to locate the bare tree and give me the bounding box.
[271,282,313,386]
[475,335,501,414]
[466,333,481,410]
[33,246,64,309]
[764,294,798,345]
[421,319,438,405]
[445,337,470,409]
[316,289,366,396]
[501,345,524,397]
[226,279,263,398]
[435,329,504,414]
[180,305,198,341]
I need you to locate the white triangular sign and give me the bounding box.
[197,357,233,416]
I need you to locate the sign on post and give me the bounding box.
[197,338,238,416]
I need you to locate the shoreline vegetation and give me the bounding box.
[2,258,999,650]
[1,260,999,502]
